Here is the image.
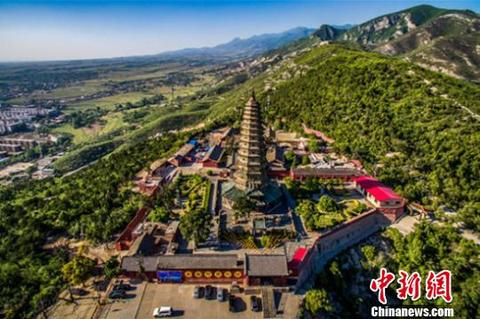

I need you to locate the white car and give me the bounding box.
[153,306,173,317]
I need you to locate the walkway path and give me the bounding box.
[440,94,480,121]
[392,215,480,244]
[281,184,307,238]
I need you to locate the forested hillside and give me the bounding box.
[302,223,479,318]
[266,45,480,229]
[0,133,187,317]
[210,44,480,231]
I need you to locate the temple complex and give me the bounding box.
[118,91,408,301]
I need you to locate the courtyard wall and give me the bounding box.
[295,209,391,290]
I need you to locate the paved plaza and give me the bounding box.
[102,283,265,319]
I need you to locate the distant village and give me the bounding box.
[0,103,67,182]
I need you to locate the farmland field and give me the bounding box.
[66,92,155,112]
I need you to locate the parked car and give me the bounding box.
[114,280,134,291]
[230,281,241,294]
[205,285,216,300]
[216,288,225,301]
[70,288,87,296]
[109,290,126,299]
[229,295,237,312]
[193,286,204,299]
[153,306,173,317]
[250,296,261,312]
[93,279,109,292]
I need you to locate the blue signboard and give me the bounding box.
[157,271,182,283]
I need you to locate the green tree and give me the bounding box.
[232,194,256,219]
[62,255,95,300]
[147,206,169,223]
[179,207,212,245]
[308,139,320,152]
[301,155,310,165]
[317,195,338,213]
[296,200,317,230]
[103,256,120,279]
[458,203,480,232]
[361,245,376,270]
[284,176,300,196]
[260,235,270,248]
[304,289,334,314]
[354,202,368,214]
[284,151,296,165]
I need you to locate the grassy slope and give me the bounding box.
[52,113,128,145]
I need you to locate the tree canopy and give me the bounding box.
[0,132,186,318]
[261,44,480,231]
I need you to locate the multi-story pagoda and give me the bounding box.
[222,92,283,214]
[233,92,268,191]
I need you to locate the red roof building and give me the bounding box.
[169,143,195,167]
[354,175,405,222]
[288,247,309,276]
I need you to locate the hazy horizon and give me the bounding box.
[1,0,479,62]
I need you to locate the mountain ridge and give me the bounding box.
[156,26,315,59]
[311,5,480,81]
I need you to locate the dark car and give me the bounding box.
[229,295,237,312]
[193,286,204,299]
[205,285,216,300]
[250,295,261,312]
[109,290,126,299]
[70,288,87,296]
[114,280,134,291]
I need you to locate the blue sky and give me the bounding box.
[0,0,478,61]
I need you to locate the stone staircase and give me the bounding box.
[261,287,277,319]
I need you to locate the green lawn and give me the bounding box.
[52,124,94,144]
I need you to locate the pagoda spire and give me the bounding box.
[234,93,268,191]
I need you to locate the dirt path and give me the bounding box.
[440,94,480,121]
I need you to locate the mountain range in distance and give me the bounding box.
[1,5,477,82]
[156,26,316,59]
[159,4,479,82]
